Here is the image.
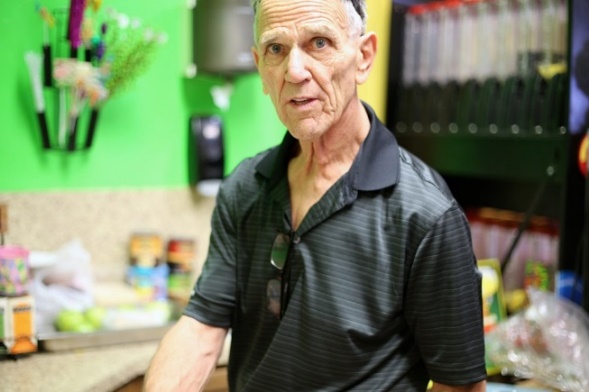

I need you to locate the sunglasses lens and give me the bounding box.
[270,233,289,269]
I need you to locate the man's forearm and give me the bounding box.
[143,316,228,392]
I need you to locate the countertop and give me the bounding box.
[1,334,230,392]
[1,339,556,392]
[1,341,159,392]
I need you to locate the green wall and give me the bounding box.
[0,0,283,192]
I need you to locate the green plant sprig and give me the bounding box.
[101,14,165,100]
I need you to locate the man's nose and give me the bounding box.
[285,47,311,83]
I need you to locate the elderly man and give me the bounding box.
[145,0,487,390]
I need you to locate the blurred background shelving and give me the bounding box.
[385,0,589,311]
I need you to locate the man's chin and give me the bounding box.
[287,127,325,142]
[284,118,328,141]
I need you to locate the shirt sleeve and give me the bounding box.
[183,181,238,328]
[404,202,487,385]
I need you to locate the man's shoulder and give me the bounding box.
[394,146,456,210]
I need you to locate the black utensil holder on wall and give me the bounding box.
[33,8,102,152]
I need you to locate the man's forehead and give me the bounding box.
[259,21,342,43]
[257,1,349,40]
[257,0,348,27]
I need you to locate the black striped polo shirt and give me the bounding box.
[185,103,487,391]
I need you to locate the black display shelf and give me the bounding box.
[394,131,572,183]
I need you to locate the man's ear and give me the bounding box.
[356,32,377,85]
[251,46,268,95]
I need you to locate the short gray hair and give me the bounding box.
[250,0,367,43]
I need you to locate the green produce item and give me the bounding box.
[54,309,87,332]
[55,306,108,333]
[84,306,107,330]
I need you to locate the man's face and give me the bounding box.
[252,0,362,141]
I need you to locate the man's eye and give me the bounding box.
[268,44,282,54]
[313,38,328,49]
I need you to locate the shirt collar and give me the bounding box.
[256,102,400,191]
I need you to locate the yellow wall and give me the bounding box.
[359,0,392,122]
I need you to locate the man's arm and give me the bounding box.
[431,380,486,392]
[143,315,228,392]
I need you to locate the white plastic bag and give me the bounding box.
[487,289,589,391]
[29,239,94,333]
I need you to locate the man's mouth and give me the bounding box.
[291,98,313,105]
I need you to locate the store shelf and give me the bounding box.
[394,130,573,183]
